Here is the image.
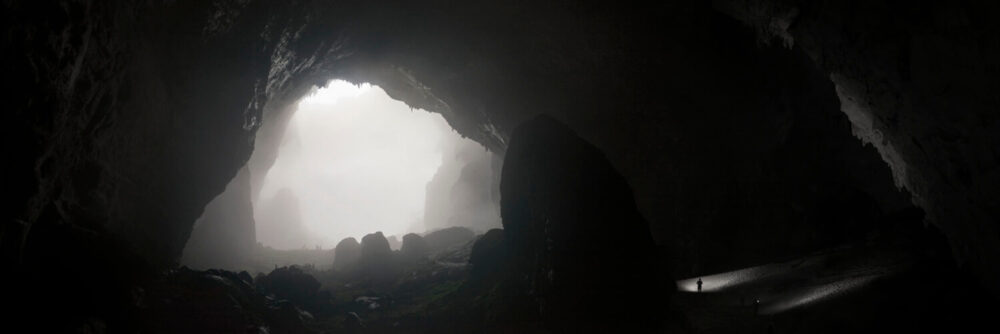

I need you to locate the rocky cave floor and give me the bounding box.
[125,220,1000,333]
[672,227,999,333]
[137,237,514,334]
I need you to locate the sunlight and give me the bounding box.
[255,80,469,249]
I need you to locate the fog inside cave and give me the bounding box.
[254,80,488,250]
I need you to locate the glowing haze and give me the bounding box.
[255,80,475,249]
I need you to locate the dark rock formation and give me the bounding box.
[141,267,312,334]
[333,237,361,270]
[238,270,254,284]
[360,232,393,264]
[256,265,323,309]
[10,223,154,332]
[469,229,506,276]
[500,115,661,331]
[359,232,395,280]
[343,311,365,332]
[4,0,926,288]
[7,0,1000,329]
[714,0,1000,296]
[423,226,477,255]
[400,233,429,260]
[181,166,256,270]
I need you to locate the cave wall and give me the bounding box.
[716,0,1000,294]
[7,0,994,294]
[5,0,267,266]
[180,166,255,270]
[4,0,363,266]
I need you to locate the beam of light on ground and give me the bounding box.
[758,274,882,315]
[676,264,785,292]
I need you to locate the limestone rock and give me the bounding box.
[469,228,506,276]
[400,233,430,260]
[256,265,321,308]
[360,232,393,264]
[359,232,396,280]
[333,237,361,270]
[500,115,661,330]
[423,227,476,255]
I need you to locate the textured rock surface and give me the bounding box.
[468,228,506,276]
[5,0,999,317]
[423,226,477,254]
[358,232,394,280]
[332,237,361,270]
[360,232,392,264]
[500,115,661,331]
[400,233,429,260]
[715,0,1000,295]
[255,265,322,308]
[142,267,314,334]
[3,0,909,275]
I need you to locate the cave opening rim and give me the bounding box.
[246,78,498,251]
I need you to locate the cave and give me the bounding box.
[4,0,1000,332]
[180,79,500,273]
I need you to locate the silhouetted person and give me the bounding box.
[697,278,703,292]
[754,298,760,315]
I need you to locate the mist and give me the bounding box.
[424,138,503,232]
[254,80,499,250]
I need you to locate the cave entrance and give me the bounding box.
[182,80,501,271]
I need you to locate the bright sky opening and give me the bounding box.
[255,80,464,249]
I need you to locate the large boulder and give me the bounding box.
[359,232,395,280]
[469,229,507,276]
[255,265,321,308]
[360,232,393,263]
[400,233,429,260]
[423,226,476,254]
[500,115,662,331]
[333,237,361,270]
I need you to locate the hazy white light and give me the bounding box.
[677,261,888,315]
[676,265,780,292]
[759,274,880,314]
[256,80,462,249]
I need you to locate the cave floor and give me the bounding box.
[140,229,1000,333]
[300,232,1000,333]
[671,238,998,333]
[265,229,1000,333]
